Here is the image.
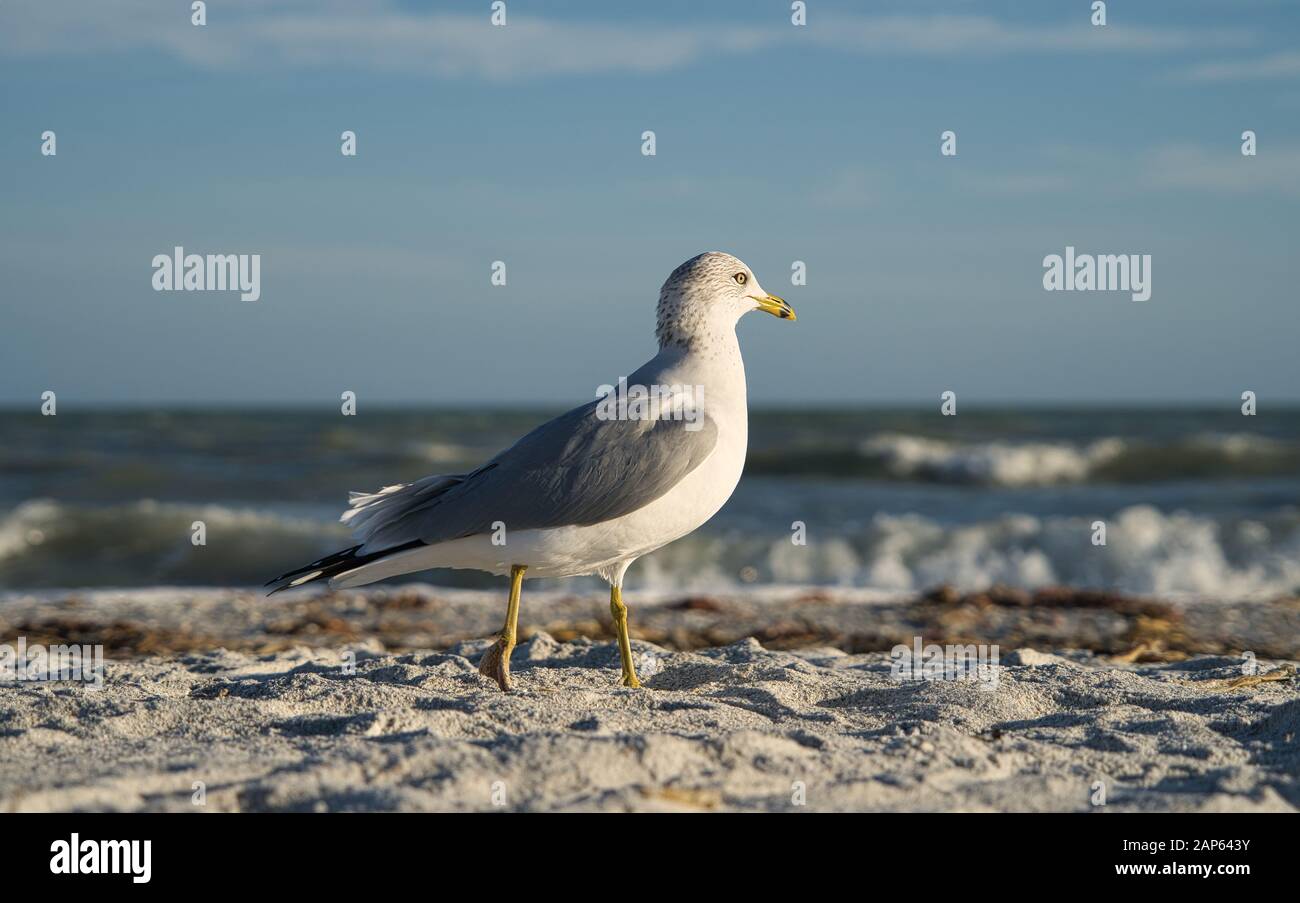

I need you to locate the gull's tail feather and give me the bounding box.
[266,473,466,595]
[264,541,422,595]
[340,472,466,549]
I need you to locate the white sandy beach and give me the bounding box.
[1,586,1296,812]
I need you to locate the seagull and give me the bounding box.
[267,252,795,690]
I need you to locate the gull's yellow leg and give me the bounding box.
[609,584,641,688]
[479,565,526,692]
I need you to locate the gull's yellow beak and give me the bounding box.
[751,294,796,321]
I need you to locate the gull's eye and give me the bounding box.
[733,272,748,285]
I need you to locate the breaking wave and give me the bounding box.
[748,432,1300,486]
[637,504,1300,599]
[0,499,346,589]
[6,499,1298,600]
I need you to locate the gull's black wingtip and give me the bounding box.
[263,544,364,597]
[264,575,302,597]
[263,541,423,598]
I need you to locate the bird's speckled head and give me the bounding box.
[656,251,795,350]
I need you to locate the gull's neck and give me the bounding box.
[656,318,744,372]
[645,325,747,415]
[656,294,745,356]
[652,291,749,411]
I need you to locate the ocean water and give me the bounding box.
[2,407,1299,599]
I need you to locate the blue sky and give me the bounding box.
[2,0,1297,405]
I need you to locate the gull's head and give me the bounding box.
[655,251,795,349]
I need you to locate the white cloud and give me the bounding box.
[1143,143,1300,196]
[933,142,1300,200]
[1176,51,1300,83]
[807,14,1250,56]
[0,2,1256,79]
[0,1,760,77]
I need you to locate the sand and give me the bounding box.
[1,586,1296,812]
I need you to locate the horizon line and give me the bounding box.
[2,399,1295,412]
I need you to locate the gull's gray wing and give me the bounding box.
[346,399,718,552]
